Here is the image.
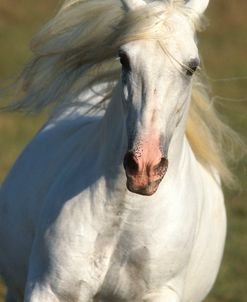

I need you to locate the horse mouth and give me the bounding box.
[126,178,162,196]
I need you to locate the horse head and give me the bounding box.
[120,0,209,195]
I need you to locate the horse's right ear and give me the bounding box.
[121,0,146,11]
[185,0,209,15]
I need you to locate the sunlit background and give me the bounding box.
[0,0,246,301]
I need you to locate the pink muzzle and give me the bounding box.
[123,134,168,196]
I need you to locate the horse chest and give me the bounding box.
[92,216,194,301]
[33,174,198,302]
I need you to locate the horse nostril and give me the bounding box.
[155,157,168,176]
[123,152,139,175]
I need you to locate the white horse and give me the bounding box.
[0,0,239,301]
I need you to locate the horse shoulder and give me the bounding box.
[0,114,100,298]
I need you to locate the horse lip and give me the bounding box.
[126,178,162,196]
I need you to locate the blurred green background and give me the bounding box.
[0,0,246,301]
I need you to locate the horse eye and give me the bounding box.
[118,51,131,71]
[186,59,200,76]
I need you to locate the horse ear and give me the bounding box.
[121,0,146,11]
[185,0,209,15]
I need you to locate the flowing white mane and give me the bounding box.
[4,0,244,186]
[12,0,202,111]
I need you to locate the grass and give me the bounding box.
[0,0,246,301]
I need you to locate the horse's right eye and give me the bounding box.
[118,51,131,71]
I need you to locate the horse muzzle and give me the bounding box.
[123,151,168,196]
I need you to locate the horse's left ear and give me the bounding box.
[185,0,209,15]
[121,0,146,11]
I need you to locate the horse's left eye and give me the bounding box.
[118,51,131,71]
[186,59,200,76]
